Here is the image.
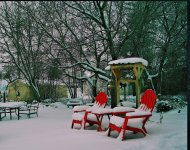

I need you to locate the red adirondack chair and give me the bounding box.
[71,91,108,129]
[107,89,157,140]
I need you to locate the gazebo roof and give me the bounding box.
[108,57,148,66]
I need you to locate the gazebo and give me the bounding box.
[108,57,148,108]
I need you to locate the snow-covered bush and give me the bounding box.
[57,97,69,105]
[156,100,172,112]
[49,102,67,108]
[156,94,187,112]
[42,98,53,106]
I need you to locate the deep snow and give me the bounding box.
[0,102,187,150]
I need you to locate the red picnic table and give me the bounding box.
[90,107,135,131]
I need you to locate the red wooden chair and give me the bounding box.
[71,91,108,129]
[107,89,157,140]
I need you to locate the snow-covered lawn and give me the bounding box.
[0,103,187,150]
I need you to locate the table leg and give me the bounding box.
[17,108,20,120]
[107,114,110,120]
[10,108,12,120]
[95,114,105,132]
[83,111,88,129]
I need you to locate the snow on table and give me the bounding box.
[73,102,105,112]
[108,57,148,66]
[113,106,135,113]
[91,108,113,114]
[73,105,91,112]
[0,102,26,108]
[74,106,136,115]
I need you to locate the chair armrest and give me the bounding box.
[29,105,39,110]
[125,110,152,118]
[20,105,29,111]
[126,114,152,119]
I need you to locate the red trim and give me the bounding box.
[109,123,122,133]
[71,120,82,129]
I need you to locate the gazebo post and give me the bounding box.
[112,68,121,106]
[134,65,145,108]
[135,80,140,108]
[116,79,120,106]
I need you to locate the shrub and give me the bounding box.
[156,94,187,112]
[156,100,173,112]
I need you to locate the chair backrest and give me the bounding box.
[94,91,108,108]
[31,100,39,107]
[138,89,157,112]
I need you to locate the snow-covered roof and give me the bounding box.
[108,57,148,66]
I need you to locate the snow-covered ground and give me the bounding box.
[0,102,187,150]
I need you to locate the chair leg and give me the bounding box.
[121,119,128,141]
[142,126,148,133]
[83,112,88,129]
[83,120,86,129]
[71,120,83,129]
[136,129,146,136]
[107,128,111,136]
[142,118,149,133]
[28,110,31,118]
[132,128,146,136]
[71,121,74,129]
[121,129,126,141]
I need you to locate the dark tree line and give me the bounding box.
[0,1,187,101]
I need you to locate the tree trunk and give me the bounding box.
[157,46,168,96]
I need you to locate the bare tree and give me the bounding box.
[154,2,187,96]
[0,2,47,99]
[0,1,186,104]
